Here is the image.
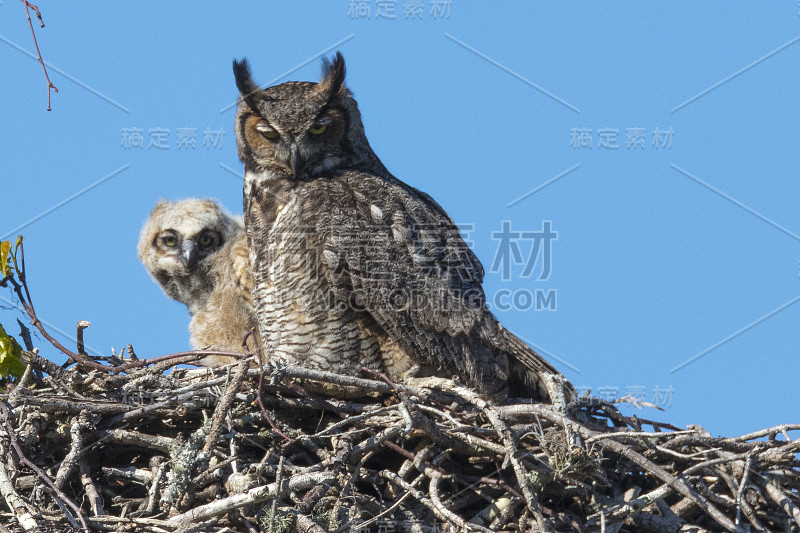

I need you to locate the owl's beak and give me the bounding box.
[181,241,197,267]
[289,142,305,176]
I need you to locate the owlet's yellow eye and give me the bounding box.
[309,123,328,136]
[161,233,178,247]
[198,234,214,247]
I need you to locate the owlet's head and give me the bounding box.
[232,53,375,180]
[138,198,242,308]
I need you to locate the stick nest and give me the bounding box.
[0,352,798,533]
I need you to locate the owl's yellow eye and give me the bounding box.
[161,233,178,248]
[309,123,328,136]
[198,233,214,247]
[255,122,279,141]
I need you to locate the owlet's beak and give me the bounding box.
[181,241,197,267]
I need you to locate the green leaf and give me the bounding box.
[0,240,10,278]
[0,323,27,379]
[12,235,23,273]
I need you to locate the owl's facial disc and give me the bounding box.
[241,96,346,180]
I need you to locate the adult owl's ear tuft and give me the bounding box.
[318,52,346,101]
[233,58,259,106]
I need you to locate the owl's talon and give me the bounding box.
[402,364,422,379]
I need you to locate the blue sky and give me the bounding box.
[1,2,798,437]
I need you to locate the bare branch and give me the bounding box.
[19,1,58,110]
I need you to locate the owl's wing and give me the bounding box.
[317,172,561,398]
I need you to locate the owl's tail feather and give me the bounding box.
[502,330,576,404]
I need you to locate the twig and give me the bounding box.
[428,470,493,533]
[204,359,249,453]
[8,362,34,406]
[734,452,755,527]
[730,424,800,442]
[78,457,105,517]
[18,349,66,381]
[267,455,285,533]
[76,321,90,356]
[54,416,84,489]
[141,459,165,517]
[585,429,698,444]
[167,471,336,525]
[19,1,58,110]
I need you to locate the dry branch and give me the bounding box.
[0,352,795,533]
[20,0,58,110]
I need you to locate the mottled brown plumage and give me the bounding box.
[233,54,571,401]
[138,199,259,366]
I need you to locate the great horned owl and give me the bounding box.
[138,198,259,366]
[233,54,571,401]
